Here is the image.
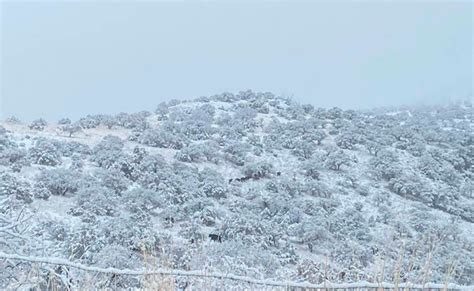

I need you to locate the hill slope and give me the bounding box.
[0,91,473,288]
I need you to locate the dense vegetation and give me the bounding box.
[0,91,472,289]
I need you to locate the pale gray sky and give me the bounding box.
[1,1,472,121]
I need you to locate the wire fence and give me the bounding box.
[0,252,472,291]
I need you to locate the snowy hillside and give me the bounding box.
[0,91,473,289]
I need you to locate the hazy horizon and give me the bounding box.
[1,89,472,123]
[1,1,472,121]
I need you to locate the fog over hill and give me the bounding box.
[0,91,473,289]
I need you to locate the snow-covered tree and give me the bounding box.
[175,141,220,163]
[29,118,48,131]
[61,123,82,137]
[121,188,161,213]
[242,161,273,179]
[0,147,30,172]
[101,115,117,129]
[324,149,354,171]
[28,138,62,166]
[223,141,251,166]
[78,115,100,129]
[91,135,125,169]
[199,168,227,199]
[0,172,32,203]
[335,130,363,150]
[138,128,186,149]
[71,185,118,217]
[155,101,169,121]
[94,167,130,194]
[57,117,71,125]
[37,168,80,196]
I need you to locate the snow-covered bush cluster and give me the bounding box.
[0,91,472,289]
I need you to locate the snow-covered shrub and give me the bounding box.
[60,123,82,137]
[31,181,52,200]
[215,124,247,144]
[182,119,215,140]
[199,168,227,199]
[168,107,189,122]
[0,172,32,203]
[70,153,85,171]
[242,161,273,179]
[460,182,473,198]
[94,167,130,194]
[37,168,80,196]
[265,176,304,197]
[91,135,125,168]
[335,130,363,150]
[29,118,48,131]
[302,159,321,180]
[303,129,326,145]
[138,128,186,149]
[67,214,156,262]
[121,112,149,129]
[136,162,195,205]
[92,245,142,288]
[78,115,100,129]
[57,117,71,125]
[66,225,105,260]
[0,147,30,171]
[417,152,461,186]
[5,115,21,124]
[250,97,270,114]
[324,149,354,171]
[405,138,426,157]
[185,200,218,226]
[292,139,316,160]
[0,132,9,152]
[155,101,169,121]
[328,128,339,135]
[58,140,91,157]
[221,212,275,247]
[264,120,325,155]
[175,141,220,163]
[297,259,336,284]
[301,103,314,114]
[365,139,383,156]
[115,112,130,127]
[331,207,371,242]
[122,188,161,213]
[101,215,159,252]
[277,99,304,120]
[303,180,332,198]
[135,154,166,175]
[369,149,402,180]
[300,220,330,244]
[190,240,280,277]
[326,107,343,119]
[223,141,251,166]
[198,103,216,118]
[72,186,118,217]
[28,138,62,166]
[100,114,117,129]
[211,91,236,102]
[234,105,257,123]
[215,112,233,127]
